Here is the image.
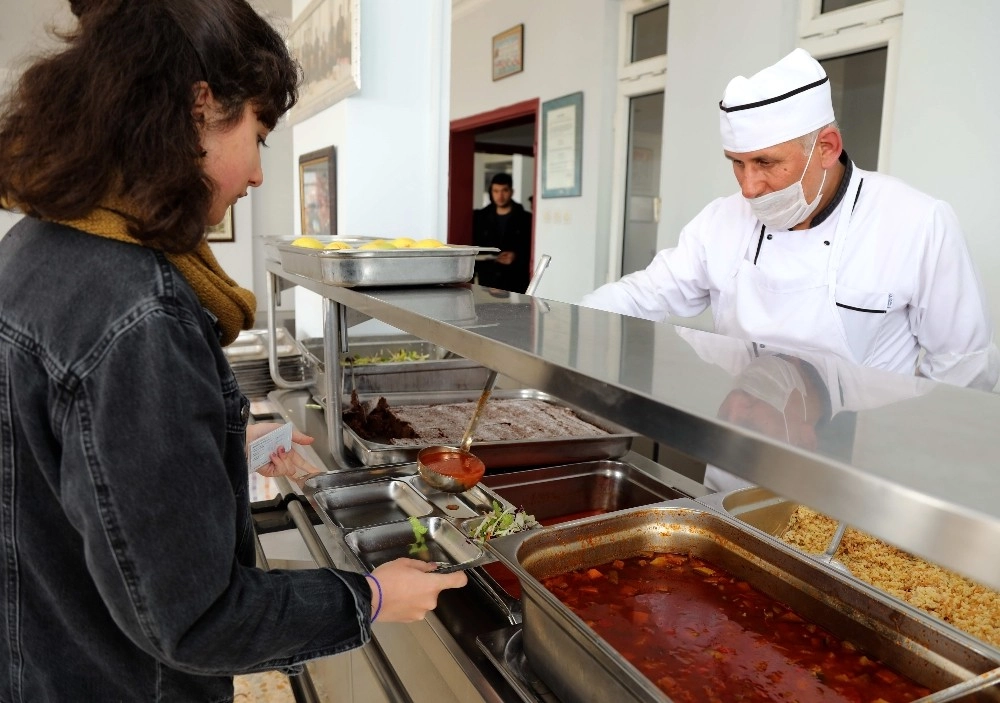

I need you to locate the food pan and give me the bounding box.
[304,468,506,525]
[488,499,1000,703]
[300,335,491,395]
[312,480,434,530]
[341,389,635,469]
[345,516,486,572]
[482,460,689,526]
[699,486,1000,654]
[269,236,497,287]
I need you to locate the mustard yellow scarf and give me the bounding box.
[58,208,256,346]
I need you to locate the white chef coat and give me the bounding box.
[582,161,1000,390]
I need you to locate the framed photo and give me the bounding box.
[299,146,337,237]
[206,206,234,242]
[288,0,360,124]
[492,24,524,81]
[541,91,583,198]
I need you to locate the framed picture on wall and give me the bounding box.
[288,0,360,124]
[541,91,583,198]
[299,146,337,237]
[206,206,234,242]
[492,24,524,81]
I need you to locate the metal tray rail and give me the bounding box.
[487,498,1000,703]
[339,389,635,469]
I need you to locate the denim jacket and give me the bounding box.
[0,219,371,702]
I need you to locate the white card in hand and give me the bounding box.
[248,423,294,473]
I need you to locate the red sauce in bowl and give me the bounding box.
[420,449,485,490]
[541,552,931,703]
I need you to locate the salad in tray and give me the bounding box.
[470,501,539,542]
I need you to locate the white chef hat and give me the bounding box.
[719,48,835,153]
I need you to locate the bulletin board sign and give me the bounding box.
[541,91,583,198]
[492,24,524,81]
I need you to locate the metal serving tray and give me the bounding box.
[301,335,491,395]
[482,460,689,526]
[488,499,1000,703]
[269,236,497,287]
[341,389,635,469]
[345,516,485,572]
[312,480,434,530]
[305,466,523,573]
[699,486,1000,650]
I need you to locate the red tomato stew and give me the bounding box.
[540,552,931,703]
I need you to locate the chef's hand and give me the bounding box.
[496,250,515,265]
[245,423,321,478]
[368,559,467,623]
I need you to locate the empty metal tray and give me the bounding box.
[312,480,433,530]
[482,460,688,526]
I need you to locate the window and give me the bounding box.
[820,48,887,170]
[821,0,872,12]
[631,4,669,63]
[800,0,902,169]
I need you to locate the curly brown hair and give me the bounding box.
[0,0,300,253]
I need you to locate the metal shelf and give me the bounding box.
[265,261,1000,591]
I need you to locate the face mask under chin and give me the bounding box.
[747,136,827,231]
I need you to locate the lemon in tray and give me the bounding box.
[390,237,417,248]
[358,240,397,250]
[414,238,447,248]
[290,236,324,249]
[324,240,353,250]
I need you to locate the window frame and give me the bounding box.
[799,0,903,170]
[608,0,669,283]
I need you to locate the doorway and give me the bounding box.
[448,100,538,259]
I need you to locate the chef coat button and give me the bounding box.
[824,240,830,246]
[766,234,773,240]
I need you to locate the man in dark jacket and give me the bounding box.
[473,172,533,293]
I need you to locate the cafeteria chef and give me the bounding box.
[582,48,999,392]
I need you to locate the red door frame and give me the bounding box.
[447,98,539,247]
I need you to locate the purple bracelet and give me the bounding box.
[365,573,383,623]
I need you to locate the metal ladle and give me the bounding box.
[814,521,851,574]
[417,255,551,493]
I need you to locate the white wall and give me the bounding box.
[657,0,797,251]
[451,0,619,304]
[887,0,1000,336]
[292,0,451,338]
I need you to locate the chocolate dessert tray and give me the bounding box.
[340,389,635,469]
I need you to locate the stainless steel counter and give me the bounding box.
[266,262,1000,591]
[261,388,705,703]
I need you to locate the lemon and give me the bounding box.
[358,241,397,250]
[290,236,324,249]
[414,238,447,248]
[324,241,353,250]
[390,237,417,248]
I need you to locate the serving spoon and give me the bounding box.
[418,255,551,493]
